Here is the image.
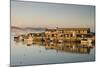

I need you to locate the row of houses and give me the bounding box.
[14,27,95,46]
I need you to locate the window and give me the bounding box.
[70,34,73,37]
[52,34,54,37]
[78,30,80,33]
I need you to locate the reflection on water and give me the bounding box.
[15,40,93,54]
[11,32,95,66]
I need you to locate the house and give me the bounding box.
[44,27,91,42]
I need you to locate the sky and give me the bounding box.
[11,0,95,32]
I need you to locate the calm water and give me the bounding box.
[11,30,95,66]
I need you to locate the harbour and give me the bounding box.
[11,28,95,66]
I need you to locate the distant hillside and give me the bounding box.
[11,26,45,31]
[11,26,23,30]
[24,27,45,30]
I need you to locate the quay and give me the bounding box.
[14,27,95,47]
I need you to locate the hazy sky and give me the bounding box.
[11,0,95,32]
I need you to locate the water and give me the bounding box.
[11,30,95,66]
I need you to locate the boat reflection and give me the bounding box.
[14,39,94,54]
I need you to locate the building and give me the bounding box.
[44,27,93,43]
[14,27,95,45]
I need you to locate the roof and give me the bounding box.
[57,28,90,30]
[45,29,56,31]
[45,28,90,31]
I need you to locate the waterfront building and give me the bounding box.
[44,27,94,43]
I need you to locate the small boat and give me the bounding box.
[81,39,92,47]
[58,39,63,43]
[81,39,88,45]
[14,36,19,41]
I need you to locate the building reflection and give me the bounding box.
[14,38,94,54]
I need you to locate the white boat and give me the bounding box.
[81,39,92,46]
